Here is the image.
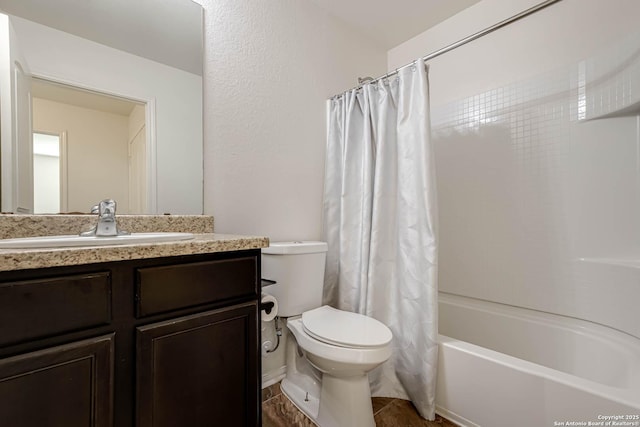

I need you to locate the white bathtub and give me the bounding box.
[436,292,640,427]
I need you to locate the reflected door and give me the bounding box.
[33,132,67,213]
[128,104,146,213]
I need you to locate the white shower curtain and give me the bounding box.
[322,59,438,420]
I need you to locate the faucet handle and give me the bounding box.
[89,199,115,215]
[97,199,117,220]
[82,199,129,237]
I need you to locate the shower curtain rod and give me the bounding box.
[331,0,562,99]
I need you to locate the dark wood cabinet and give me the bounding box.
[135,256,257,317]
[136,303,258,427]
[0,334,114,427]
[0,272,112,347]
[0,250,261,427]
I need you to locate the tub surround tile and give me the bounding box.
[0,214,214,239]
[0,233,269,272]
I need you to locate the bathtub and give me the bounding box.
[436,292,640,427]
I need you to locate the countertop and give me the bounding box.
[0,214,215,239]
[0,233,269,272]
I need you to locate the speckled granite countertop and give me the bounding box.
[0,214,215,239]
[0,215,269,272]
[0,234,269,272]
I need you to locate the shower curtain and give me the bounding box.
[322,59,438,420]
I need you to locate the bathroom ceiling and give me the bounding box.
[309,0,481,49]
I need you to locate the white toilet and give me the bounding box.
[262,241,392,427]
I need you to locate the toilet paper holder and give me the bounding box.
[261,278,276,288]
[261,300,275,315]
[260,278,277,315]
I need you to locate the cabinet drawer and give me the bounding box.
[0,272,112,347]
[136,257,258,317]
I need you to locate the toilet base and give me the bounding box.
[281,376,320,422]
[281,329,322,423]
[282,371,376,427]
[317,374,376,427]
[281,317,379,427]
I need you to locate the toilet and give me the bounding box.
[262,241,392,427]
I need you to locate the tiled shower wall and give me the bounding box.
[429,7,640,340]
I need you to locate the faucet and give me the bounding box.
[80,199,130,237]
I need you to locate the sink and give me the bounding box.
[0,232,195,249]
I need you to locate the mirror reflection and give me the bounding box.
[0,0,204,214]
[32,79,146,214]
[33,132,62,213]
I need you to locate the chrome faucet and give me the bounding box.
[80,199,129,237]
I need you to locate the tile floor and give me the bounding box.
[262,382,458,427]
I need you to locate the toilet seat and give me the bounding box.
[302,305,392,349]
[287,317,392,367]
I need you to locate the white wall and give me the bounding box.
[388,0,542,71]
[10,16,203,214]
[201,0,386,240]
[33,98,130,213]
[389,0,640,339]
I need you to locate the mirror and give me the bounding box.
[0,0,204,214]
[32,78,146,214]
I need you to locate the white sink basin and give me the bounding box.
[0,232,195,249]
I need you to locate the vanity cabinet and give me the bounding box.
[136,303,257,427]
[0,249,261,427]
[0,334,114,427]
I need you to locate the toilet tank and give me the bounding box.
[261,241,328,317]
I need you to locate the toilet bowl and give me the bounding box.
[261,242,393,427]
[291,306,392,374]
[281,306,392,427]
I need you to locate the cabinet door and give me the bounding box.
[136,302,259,427]
[0,334,114,427]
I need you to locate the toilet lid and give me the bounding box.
[301,306,392,348]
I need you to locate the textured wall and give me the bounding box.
[201,0,386,240]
